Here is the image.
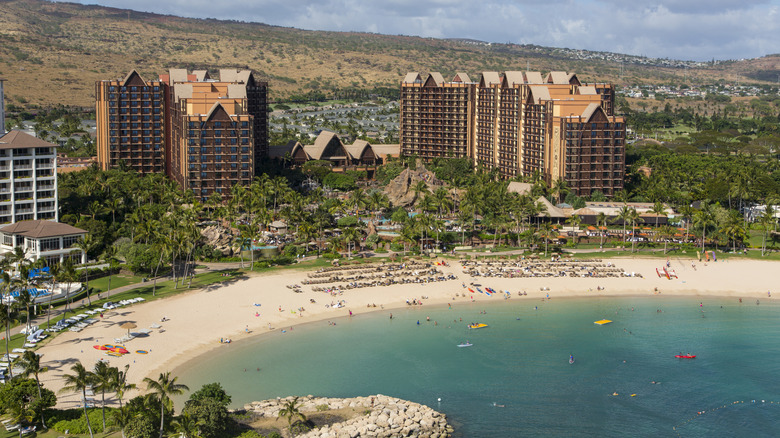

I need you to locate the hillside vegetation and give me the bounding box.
[0,0,779,108]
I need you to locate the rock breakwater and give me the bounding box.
[243,394,453,437]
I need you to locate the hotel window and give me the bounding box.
[63,235,81,248]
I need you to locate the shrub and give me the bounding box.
[52,409,112,434]
[315,404,329,412]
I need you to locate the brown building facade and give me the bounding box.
[400,72,475,160]
[400,70,625,197]
[95,71,166,175]
[96,69,268,200]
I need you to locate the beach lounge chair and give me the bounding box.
[4,423,19,432]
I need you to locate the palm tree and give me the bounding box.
[613,205,634,249]
[565,214,582,247]
[143,371,190,438]
[46,263,60,329]
[7,404,34,438]
[694,202,716,253]
[649,202,667,242]
[551,178,570,205]
[537,222,556,257]
[278,396,307,431]
[625,208,643,253]
[172,411,202,438]
[111,406,134,438]
[61,362,96,438]
[112,364,136,409]
[596,212,608,249]
[74,234,95,306]
[758,206,775,256]
[432,187,453,218]
[17,350,48,429]
[720,210,747,253]
[93,360,116,431]
[341,227,361,258]
[411,180,429,208]
[101,245,119,294]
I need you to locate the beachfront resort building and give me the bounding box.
[0,130,59,224]
[95,70,167,175]
[0,220,87,265]
[400,72,475,160]
[95,69,269,199]
[400,71,625,197]
[270,131,400,179]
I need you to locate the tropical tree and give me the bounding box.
[758,206,775,256]
[278,396,307,431]
[143,372,190,438]
[537,222,556,257]
[16,351,48,429]
[7,403,34,438]
[613,205,634,249]
[551,178,570,205]
[649,202,667,242]
[112,364,136,409]
[60,362,96,438]
[93,360,116,431]
[101,245,119,294]
[565,214,582,247]
[694,202,717,252]
[172,411,202,438]
[720,210,748,253]
[596,212,608,249]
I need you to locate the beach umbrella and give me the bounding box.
[119,321,137,335]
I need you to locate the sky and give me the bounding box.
[57,0,780,62]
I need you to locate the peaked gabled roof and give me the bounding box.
[536,196,566,218]
[425,72,446,87]
[567,73,581,86]
[524,72,544,84]
[452,72,471,83]
[168,69,189,83]
[0,220,86,238]
[503,71,525,87]
[121,70,146,87]
[345,140,371,160]
[403,72,422,84]
[192,70,210,81]
[528,85,551,103]
[0,130,56,150]
[306,131,345,160]
[580,103,604,121]
[205,103,233,121]
[546,71,570,84]
[480,72,501,86]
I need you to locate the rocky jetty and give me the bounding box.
[243,394,453,437]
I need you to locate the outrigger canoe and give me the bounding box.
[468,323,488,329]
[675,354,696,359]
[457,343,473,348]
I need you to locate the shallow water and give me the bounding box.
[174,296,780,437]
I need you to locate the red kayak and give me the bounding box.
[675,354,696,359]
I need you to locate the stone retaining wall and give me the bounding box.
[243,394,453,437]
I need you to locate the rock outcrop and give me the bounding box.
[200,224,235,255]
[383,164,446,208]
[242,394,453,438]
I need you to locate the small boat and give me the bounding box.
[675,354,696,359]
[468,323,488,329]
[569,355,575,364]
[457,342,473,348]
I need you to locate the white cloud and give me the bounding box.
[54,0,780,61]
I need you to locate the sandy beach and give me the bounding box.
[37,255,778,408]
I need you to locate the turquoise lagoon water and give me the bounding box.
[174,297,780,436]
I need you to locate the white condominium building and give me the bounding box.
[0,130,58,224]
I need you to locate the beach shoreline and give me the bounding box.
[36,255,778,408]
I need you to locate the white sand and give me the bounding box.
[37,256,778,408]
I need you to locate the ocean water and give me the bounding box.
[174,297,780,437]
